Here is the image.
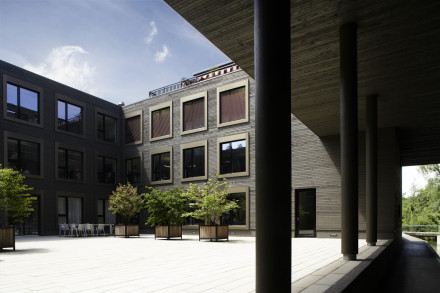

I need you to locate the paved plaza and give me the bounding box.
[0,234,365,292]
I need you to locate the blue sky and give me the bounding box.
[0,0,230,105]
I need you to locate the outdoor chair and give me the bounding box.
[84,223,94,237]
[69,223,78,237]
[97,224,106,236]
[77,224,86,236]
[59,224,69,236]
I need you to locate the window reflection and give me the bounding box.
[152,152,170,182]
[220,139,246,174]
[6,83,40,124]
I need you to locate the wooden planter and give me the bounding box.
[155,225,183,240]
[199,225,229,241]
[114,225,140,237]
[0,226,15,251]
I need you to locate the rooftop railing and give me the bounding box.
[148,62,240,98]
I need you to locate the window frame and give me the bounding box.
[125,155,142,185]
[95,109,118,145]
[3,75,44,128]
[4,131,44,179]
[217,133,249,178]
[96,155,118,185]
[225,186,250,230]
[180,140,208,182]
[180,91,208,135]
[149,101,173,142]
[217,79,249,128]
[124,110,143,145]
[150,146,173,185]
[55,94,86,138]
[56,192,84,225]
[55,142,86,183]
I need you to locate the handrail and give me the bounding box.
[148,63,240,98]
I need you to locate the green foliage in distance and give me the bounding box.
[402,164,440,226]
[143,186,187,226]
[184,177,238,225]
[108,183,144,225]
[0,165,36,225]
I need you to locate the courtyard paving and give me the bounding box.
[0,234,365,292]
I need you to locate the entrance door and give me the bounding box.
[295,189,316,237]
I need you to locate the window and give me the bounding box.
[58,196,82,224]
[97,113,117,143]
[57,148,84,181]
[151,147,172,184]
[181,91,207,135]
[124,111,142,144]
[222,187,249,229]
[181,140,207,181]
[218,133,249,178]
[5,81,41,125]
[97,199,116,224]
[150,101,172,141]
[57,99,83,135]
[7,138,40,176]
[126,157,141,184]
[97,156,117,184]
[217,80,249,127]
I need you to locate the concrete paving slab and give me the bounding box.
[0,235,366,292]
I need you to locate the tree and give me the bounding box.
[184,177,238,225]
[108,183,144,225]
[402,164,440,226]
[0,165,36,225]
[144,186,188,227]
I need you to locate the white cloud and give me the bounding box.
[24,46,96,94]
[154,45,170,63]
[144,21,158,44]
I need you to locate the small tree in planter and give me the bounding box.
[144,186,187,239]
[184,177,238,241]
[0,165,36,250]
[108,183,144,238]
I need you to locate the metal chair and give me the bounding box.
[84,223,94,237]
[77,224,86,236]
[59,224,69,237]
[69,223,78,237]
[97,224,106,236]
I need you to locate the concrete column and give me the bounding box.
[340,23,359,261]
[255,0,292,291]
[366,94,378,246]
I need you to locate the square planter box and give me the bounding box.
[155,225,183,240]
[0,226,15,251]
[199,225,229,241]
[114,225,140,237]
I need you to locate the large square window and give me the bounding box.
[218,133,249,178]
[217,80,249,127]
[6,82,40,124]
[150,101,172,141]
[181,140,207,181]
[57,148,84,181]
[126,157,141,184]
[151,147,172,184]
[125,114,141,144]
[97,156,117,184]
[7,138,40,176]
[97,113,117,143]
[181,92,207,135]
[58,196,82,224]
[58,100,83,135]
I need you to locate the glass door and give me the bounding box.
[295,189,316,237]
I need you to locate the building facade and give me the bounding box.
[1,60,400,239]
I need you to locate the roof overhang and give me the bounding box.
[164,0,440,166]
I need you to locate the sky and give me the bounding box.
[0,0,431,196]
[0,0,230,105]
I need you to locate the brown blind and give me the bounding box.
[220,86,245,124]
[125,115,141,143]
[183,97,204,131]
[152,107,170,138]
